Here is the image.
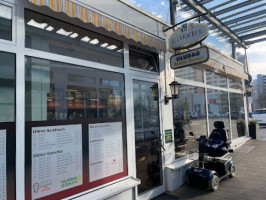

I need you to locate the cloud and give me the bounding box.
[245,41,266,77]
[161,1,165,6]
[157,15,163,18]
[152,11,157,15]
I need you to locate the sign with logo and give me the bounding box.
[170,46,209,69]
[169,23,208,50]
[165,129,173,143]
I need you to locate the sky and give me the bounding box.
[246,41,266,80]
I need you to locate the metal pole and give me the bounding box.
[169,0,177,25]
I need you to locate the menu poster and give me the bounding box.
[0,130,6,200]
[89,122,123,182]
[31,125,83,200]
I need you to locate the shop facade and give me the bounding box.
[0,0,250,200]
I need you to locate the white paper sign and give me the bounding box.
[0,130,7,200]
[89,122,123,182]
[31,125,83,200]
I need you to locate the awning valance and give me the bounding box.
[29,0,166,52]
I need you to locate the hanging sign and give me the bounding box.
[169,23,208,50]
[170,46,209,69]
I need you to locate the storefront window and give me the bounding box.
[230,93,245,139]
[207,89,230,139]
[0,4,12,41]
[206,70,227,88]
[229,78,242,90]
[0,51,16,200]
[172,85,207,158]
[25,57,127,200]
[25,10,124,68]
[174,66,204,82]
[129,45,159,73]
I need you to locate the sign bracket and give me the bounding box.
[163,12,208,32]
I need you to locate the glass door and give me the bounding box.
[133,80,163,196]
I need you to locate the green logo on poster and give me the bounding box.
[61,176,81,188]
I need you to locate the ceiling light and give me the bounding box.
[90,39,99,45]
[27,19,48,29]
[70,33,79,38]
[107,45,117,50]
[81,36,90,42]
[46,26,54,31]
[100,43,109,47]
[56,28,73,36]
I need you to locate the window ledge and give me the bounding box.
[64,177,140,200]
[166,158,194,171]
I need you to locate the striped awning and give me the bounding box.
[29,0,166,52]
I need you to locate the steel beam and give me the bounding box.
[233,21,266,33]
[241,30,266,40]
[220,3,266,21]
[229,15,266,29]
[224,10,266,26]
[213,0,263,16]
[209,0,237,11]
[182,0,248,48]
[246,38,266,45]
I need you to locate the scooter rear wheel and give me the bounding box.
[208,174,219,191]
[229,163,236,178]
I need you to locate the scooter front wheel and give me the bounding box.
[208,174,219,191]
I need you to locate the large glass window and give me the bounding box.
[129,45,159,73]
[207,89,230,139]
[0,51,16,200]
[0,4,12,41]
[206,70,227,88]
[172,85,207,158]
[230,93,245,139]
[229,78,242,90]
[25,57,127,200]
[174,66,204,82]
[25,10,124,68]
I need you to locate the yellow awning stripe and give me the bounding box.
[29,0,166,52]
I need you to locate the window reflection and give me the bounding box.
[230,93,245,139]
[172,85,207,158]
[207,89,230,139]
[129,45,159,73]
[206,70,227,88]
[25,57,125,121]
[229,78,242,90]
[0,51,15,122]
[133,80,162,194]
[174,66,204,82]
[0,4,12,41]
[25,10,124,68]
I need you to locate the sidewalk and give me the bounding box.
[153,139,266,200]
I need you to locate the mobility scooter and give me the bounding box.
[186,121,235,191]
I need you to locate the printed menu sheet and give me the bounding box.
[31,125,83,200]
[89,122,123,182]
[0,130,6,200]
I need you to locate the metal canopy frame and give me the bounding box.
[180,0,266,48]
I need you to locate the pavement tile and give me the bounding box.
[152,138,266,200]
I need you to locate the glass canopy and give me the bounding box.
[126,0,266,48]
